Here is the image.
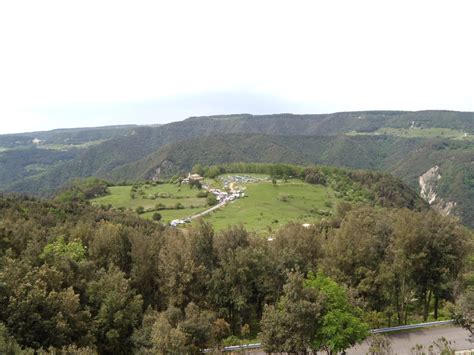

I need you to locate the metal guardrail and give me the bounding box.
[370,319,454,333]
[209,319,455,352]
[223,343,264,351]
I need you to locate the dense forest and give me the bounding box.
[0,173,472,353]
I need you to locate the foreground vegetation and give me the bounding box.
[0,190,471,353]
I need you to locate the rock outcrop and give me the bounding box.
[419,165,456,215]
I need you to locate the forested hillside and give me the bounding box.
[0,125,136,148]
[0,191,471,353]
[1,110,473,227]
[102,135,472,227]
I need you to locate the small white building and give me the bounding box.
[170,219,186,227]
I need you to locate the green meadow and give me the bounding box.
[91,177,341,232]
[91,183,209,222]
[347,127,473,140]
[202,179,340,233]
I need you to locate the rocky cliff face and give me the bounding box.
[419,165,456,215]
[146,159,180,181]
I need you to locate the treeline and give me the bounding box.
[55,177,111,203]
[0,195,471,353]
[192,162,304,179]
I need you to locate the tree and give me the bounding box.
[129,230,163,309]
[260,271,321,353]
[0,258,92,350]
[55,177,110,203]
[305,273,369,354]
[0,322,29,355]
[207,194,218,206]
[322,207,393,322]
[88,222,132,274]
[40,236,86,263]
[189,179,202,190]
[150,314,188,354]
[205,166,222,178]
[135,206,145,214]
[87,265,143,354]
[210,242,273,335]
[212,318,231,349]
[452,286,474,339]
[158,233,203,309]
[192,164,205,177]
[390,210,469,322]
[180,302,215,352]
[304,167,327,186]
[152,212,162,222]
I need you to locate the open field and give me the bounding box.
[37,139,108,151]
[91,183,209,222]
[91,176,341,231]
[347,127,473,140]
[202,178,340,233]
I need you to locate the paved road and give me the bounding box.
[249,326,472,354]
[349,325,472,354]
[189,201,226,220]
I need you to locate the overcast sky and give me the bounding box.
[1,0,473,134]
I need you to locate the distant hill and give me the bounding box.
[1,110,472,227]
[0,125,137,148]
[0,125,137,190]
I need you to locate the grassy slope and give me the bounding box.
[91,178,341,231]
[92,184,209,220]
[348,127,474,140]
[203,179,340,233]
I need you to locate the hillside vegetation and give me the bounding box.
[0,110,472,227]
[89,163,426,233]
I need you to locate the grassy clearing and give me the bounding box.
[202,179,340,233]
[91,177,341,231]
[91,183,209,222]
[38,140,108,151]
[347,127,473,140]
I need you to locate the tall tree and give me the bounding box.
[87,265,143,355]
[0,257,92,350]
[260,271,321,353]
[306,273,369,354]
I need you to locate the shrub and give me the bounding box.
[207,194,218,206]
[197,191,208,198]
